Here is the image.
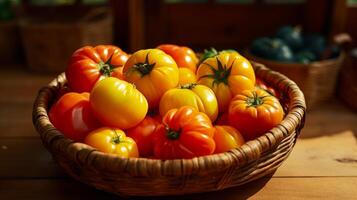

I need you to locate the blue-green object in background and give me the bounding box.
[294,50,316,64]
[276,26,304,51]
[251,37,293,62]
[304,34,326,59]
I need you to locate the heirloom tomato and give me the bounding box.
[157,44,198,72]
[197,52,255,112]
[90,77,148,129]
[49,92,100,142]
[153,106,215,159]
[84,127,138,158]
[159,84,218,121]
[66,45,129,92]
[213,125,245,153]
[178,68,197,85]
[126,116,160,157]
[228,88,284,140]
[123,49,179,108]
[215,112,229,125]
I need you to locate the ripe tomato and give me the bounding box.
[126,116,160,157]
[157,44,198,72]
[49,92,100,142]
[178,68,197,85]
[84,127,138,158]
[228,88,284,140]
[255,78,279,98]
[213,125,245,153]
[153,106,215,159]
[197,52,256,113]
[159,84,218,121]
[123,49,179,109]
[90,77,148,130]
[66,45,129,92]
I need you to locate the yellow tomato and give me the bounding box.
[197,52,255,112]
[90,77,148,129]
[84,127,138,158]
[159,84,218,121]
[213,125,245,153]
[123,49,179,109]
[178,68,197,85]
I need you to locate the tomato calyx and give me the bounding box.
[166,127,181,140]
[133,53,156,75]
[201,57,233,86]
[246,92,265,107]
[111,130,123,144]
[180,83,197,89]
[99,54,116,77]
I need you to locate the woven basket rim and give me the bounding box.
[32,62,306,177]
[244,49,345,68]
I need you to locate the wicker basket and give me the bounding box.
[244,51,343,110]
[32,62,306,197]
[20,8,113,73]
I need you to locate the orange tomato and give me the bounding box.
[157,44,198,72]
[90,77,148,129]
[123,49,179,108]
[228,88,284,140]
[213,125,245,153]
[84,127,138,158]
[178,68,197,85]
[197,52,256,112]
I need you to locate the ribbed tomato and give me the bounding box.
[66,45,129,92]
[197,52,256,112]
[153,106,215,159]
[123,49,179,109]
[228,88,284,140]
[213,125,245,153]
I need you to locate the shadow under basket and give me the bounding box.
[32,62,306,197]
[244,51,344,110]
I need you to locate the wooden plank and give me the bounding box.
[0,138,66,178]
[276,131,357,177]
[1,177,357,199]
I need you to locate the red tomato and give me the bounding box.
[153,106,215,159]
[157,44,199,72]
[66,45,129,92]
[126,116,160,157]
[49,92,100,141]
[255,78,279,98]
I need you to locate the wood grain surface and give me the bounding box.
[0,66,357,199]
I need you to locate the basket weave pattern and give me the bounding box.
[32,62,306,196]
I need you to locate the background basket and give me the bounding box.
[244,51,343,110]
[20,8,112,73]
[339,49,357,111]
[32,62,306,197]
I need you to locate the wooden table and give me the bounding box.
[1,67,357,199]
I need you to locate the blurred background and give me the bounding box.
[0,0,356,110]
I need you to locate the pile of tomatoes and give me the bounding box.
[49,44,284,159]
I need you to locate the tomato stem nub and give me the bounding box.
[180,83,197,90]
[112,130,121,144]
[246,92,264,107]
[133,53,156,76]
[99,54,116,77]
[166,127,180,140]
